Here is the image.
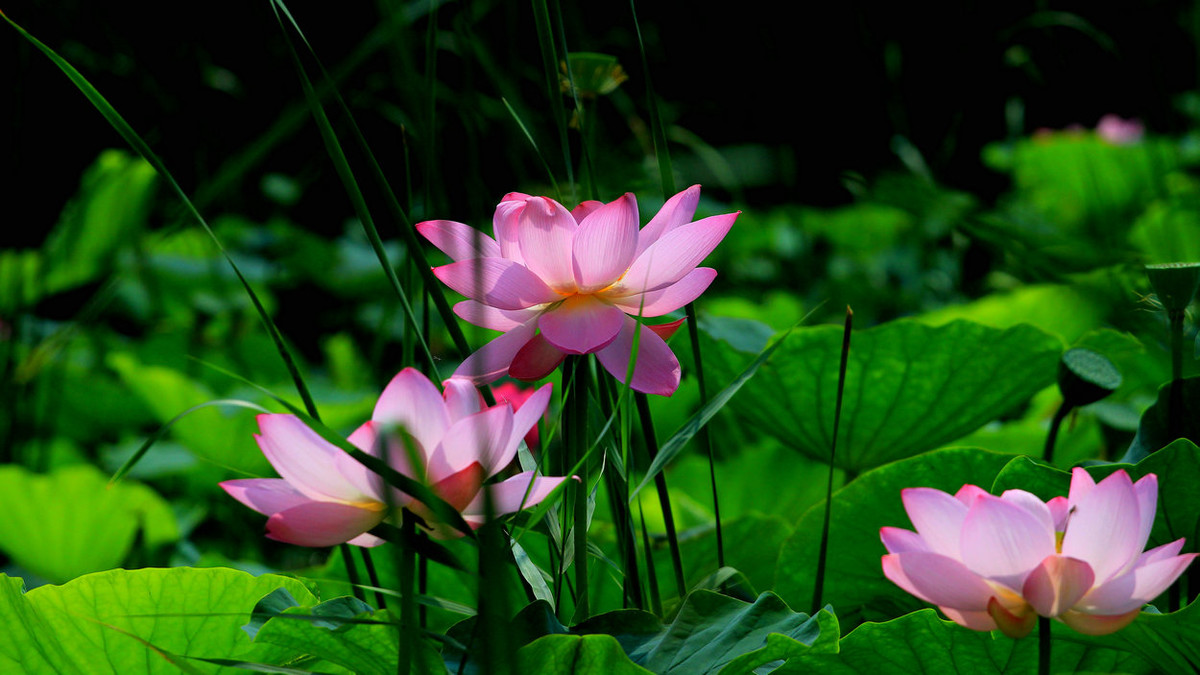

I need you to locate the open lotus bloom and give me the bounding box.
[220,368,568,546]
[881,468,1197,637]
[417,186,737,396]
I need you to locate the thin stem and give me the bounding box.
[1043,402,1072,465]
[595,372,644,610]
[638,503,663,616]
[340,544,366,603]
[685,303,723,568]
[635,392,686,598]
[360,547,387,610]
[811,307,852,616]
[1038,615,1051,675]
[419,537,428,627]
[398,511,417,675]
[566,355,591,620]
[1168,310,1185,441]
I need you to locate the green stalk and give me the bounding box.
[566,355,591,620]
[1168,309,1185,441]
[1038,615,1051,675]
[638,503,663,616]
[398,512,417,675]
[631,0,724,567]
[1042,402,1071,465]
[361,547,387,610]
[531,0,575,199]
[635,392,685,598]
[595,371,643,609]
[340,544,366,603]
[811,307,852,615]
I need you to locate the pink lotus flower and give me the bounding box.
[221,369,568,545]
[491,381,543,452]
[881,468,1196,637]
[1096,114,1144,145]
[417,186,737,396]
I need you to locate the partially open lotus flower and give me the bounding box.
[881,468,1197,637]
[417,186,736,396]
[221,369,568,545]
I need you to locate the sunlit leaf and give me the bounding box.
[774,609,1152,674]
[718,319,1060,473]
[0,464,177,583]
[0,568,315,674]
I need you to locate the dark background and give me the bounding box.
[4,1,1197,247]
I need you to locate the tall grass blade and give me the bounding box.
[630,0,726,566]
[268,1,483,380]
[811,306,853,615]
[269,0,441,381]
[531,0,575,199]
[501,97,560,194]
[109,399,269,485]
[628,322,795,500]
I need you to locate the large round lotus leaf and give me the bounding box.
[0,567,315,674]
[0,464,177,583]
[721,319,1061,473]
[772,608,1152,674]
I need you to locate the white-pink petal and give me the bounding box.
[442,377,484,423]
[880,526,929,554]
[518,197,578,292]
[594,316,681,396]
[493,194,531,264]
[509,334,567,381]
[636,185,700,256]
[373,368,451,458]
[1077,553,1199,614]
[416,220,501,261]
[571,193,639,292]
[505,382,553,459]
[1132,474,1159,554]
[265,501,386,548]
[571,200,605,222]
[428,404,514,483]
[220,478,312,516]
[938,607,998,632]
[453,300,541,331]
[255,415,375,502]
[611,212,736,296]
[607,268,718,317]
[1061,470,1144,585]
[999,489,1056,534]
[960,494,1056,589]
[463,470,570,517]
[538,296,625,354]
[433,258,561,310]
[900,487,969,559]
[1022,555,1095,617]
[881,551,997,610]
[1068,466,1097,505]
[454,317,540,384]
[954,484,989,507]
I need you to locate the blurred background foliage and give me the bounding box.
[3,0,1200,593]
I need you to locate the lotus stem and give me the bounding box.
[1038,615,1051,675]
[636,391,686,599]
[812,306,852,615]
